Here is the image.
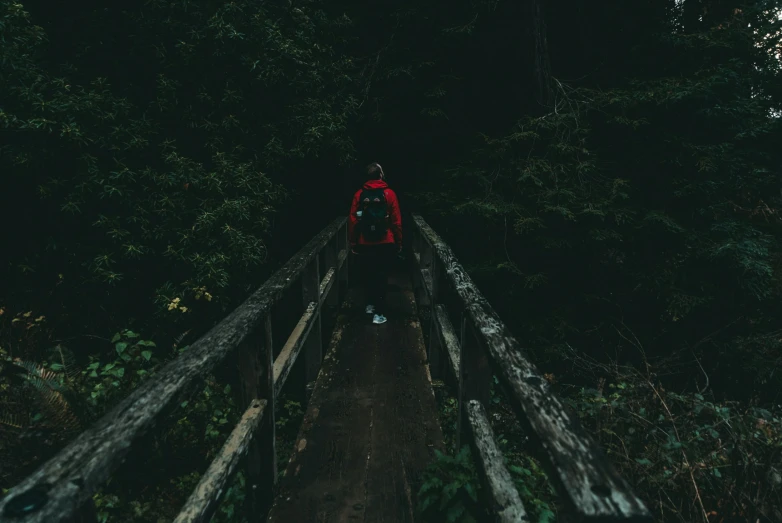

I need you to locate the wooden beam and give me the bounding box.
[173,400,267,523]
[458,315,491,450]
[235,328,264,516]
[466,400,528,523]
[434,305,460,379]
[421,269,433,304]
[259,315,276,500]
[412,215,651,522]
[461,316,492,408]
[0,217,347,523]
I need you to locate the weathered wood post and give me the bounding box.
[301,256,323,384]
[457,313,492,450]
[425,245,442,380]
[235,314,276,516]
[412,228,430,308]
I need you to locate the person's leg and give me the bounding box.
[357,246,374,312]
[373,244,395,318]
[364,246,382,313]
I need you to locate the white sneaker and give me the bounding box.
[372,314,387,325]
[365,304,375,314]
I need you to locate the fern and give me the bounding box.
[6,359,81,433]
[417,447,483,522]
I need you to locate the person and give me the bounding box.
[348,162,402,325]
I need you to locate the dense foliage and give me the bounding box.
[2,0,781,521]
[1,0,359,514]
[399,1,782,522]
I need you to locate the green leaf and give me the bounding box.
[111,333,121,343]
[141,350,153,361]
[537,508,556,523]
[635,458,652,466]
[115,342,128,355]
[137,340,156,347]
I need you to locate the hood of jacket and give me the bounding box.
[362,179,389,190]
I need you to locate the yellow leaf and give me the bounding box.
[35,316,45,322]
[23,311,32,318]
[0,307,5,316]
[179,306,188,313]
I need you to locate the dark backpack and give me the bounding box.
[359,188,388,242]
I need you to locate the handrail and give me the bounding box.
[0,217,349,523]
[410,214,651,522]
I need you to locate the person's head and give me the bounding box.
[366,162,385,181]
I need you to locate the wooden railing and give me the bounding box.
[0,218,349,523]
[410,215,652,523]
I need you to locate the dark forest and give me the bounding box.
[1,0,781,521]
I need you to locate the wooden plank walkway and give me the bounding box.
[267,271,444,522]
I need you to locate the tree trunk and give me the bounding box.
[531,0,553,108]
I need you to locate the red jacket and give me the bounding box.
[348,180,402,247]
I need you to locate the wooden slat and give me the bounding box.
[0,217,346,523]
[273,303,317,398]
[466,400,528,523]
[412,215,651,522]
[174,400,267,523]
[434,305,460,379]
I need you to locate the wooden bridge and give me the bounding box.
[0,216,652,523]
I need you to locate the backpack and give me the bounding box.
[358,188,388,242]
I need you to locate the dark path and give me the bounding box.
[266,271,444,522]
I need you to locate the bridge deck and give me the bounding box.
[267,271,444,522]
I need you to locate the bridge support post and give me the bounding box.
[457,313,492,450]
[302,256,323,384]
[236,314,276,517]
